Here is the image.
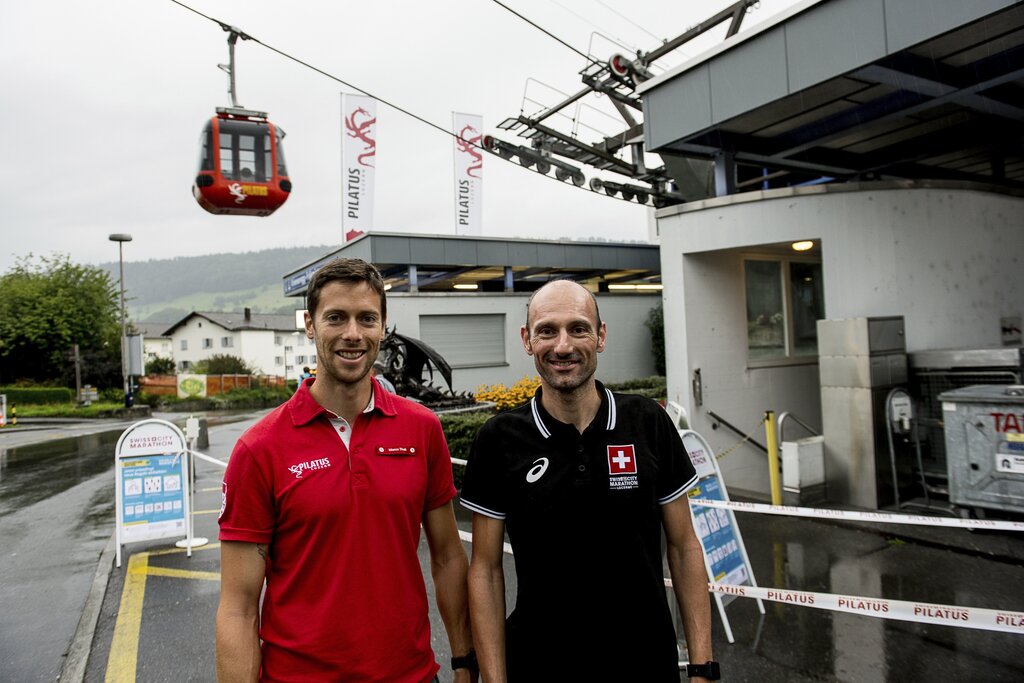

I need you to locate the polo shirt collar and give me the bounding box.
[290,375,398,427]
[529,381,617,439]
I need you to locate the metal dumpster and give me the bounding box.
[939,384,1024,515]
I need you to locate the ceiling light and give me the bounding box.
[792,240,814,252]
[453,283,478,290]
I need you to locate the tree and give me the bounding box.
[644,301,666,376]
[0,254,122,385]
[192,354,254,375]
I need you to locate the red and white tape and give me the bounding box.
[689,498,1024,532]
[693,582,1024,634]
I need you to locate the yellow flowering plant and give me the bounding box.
[474,376,541,411]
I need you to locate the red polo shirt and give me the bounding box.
[219,379,457,682]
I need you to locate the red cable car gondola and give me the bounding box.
[193,107,291,216]
[192,27,291,217]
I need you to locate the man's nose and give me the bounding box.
[341,318,361,340]
[553,329,573,354]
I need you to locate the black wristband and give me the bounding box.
[686,661,721,680]
[451,649,479,673]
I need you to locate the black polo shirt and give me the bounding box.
[461,383,698,682]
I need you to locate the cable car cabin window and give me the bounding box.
[197,122,214,172]
[275,130,288,176]
[218,120,271,182]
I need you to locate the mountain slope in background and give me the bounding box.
[98,245,330,323]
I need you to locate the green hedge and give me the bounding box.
[439,409,494,489]
[0,386,74,405]
[605,376,667,401]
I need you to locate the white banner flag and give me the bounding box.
[342,93,377,242]
[453,112,483,235]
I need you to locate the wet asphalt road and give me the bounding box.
[2,415,1023,682]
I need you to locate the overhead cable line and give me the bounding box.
[167,0,641,204]
[169,0,466,144]
[487,0,599,65]
[590,0,664,45]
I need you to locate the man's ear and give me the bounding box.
[304,310,314,339]
[520,325,533,355]
[596,321,607,353]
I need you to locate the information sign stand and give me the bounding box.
[114,419,192,567]
[680,429,764,643]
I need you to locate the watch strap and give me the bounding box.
[686,660,721,680]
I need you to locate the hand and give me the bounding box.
[453,667,478,683]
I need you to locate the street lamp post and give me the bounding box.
[109,233,133,409]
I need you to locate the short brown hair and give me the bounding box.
[306,258,387,320]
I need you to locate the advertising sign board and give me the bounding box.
[114,419,190,567]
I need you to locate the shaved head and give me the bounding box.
[525,280,601,332]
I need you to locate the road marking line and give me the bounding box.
[201,486,222,492]
[105,553,147,683]
[145,566,220,581]
[194,508,221,515]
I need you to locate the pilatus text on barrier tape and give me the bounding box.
[699,583,1024,634]
[689,498,1024,532]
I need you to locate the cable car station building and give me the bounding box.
[282,232,664,394]
[638,0,1024,507]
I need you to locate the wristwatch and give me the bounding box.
[686,661,721,680]
[451,649,479,673]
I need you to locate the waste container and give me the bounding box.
[938,384,1024,515]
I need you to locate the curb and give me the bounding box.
[61,533,117,682]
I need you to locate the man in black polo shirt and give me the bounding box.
[462,280,717,682]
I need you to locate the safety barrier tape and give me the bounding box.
[690,582,1024,635]
[689,498,1024,532]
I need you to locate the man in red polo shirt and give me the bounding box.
[216,258,476,682]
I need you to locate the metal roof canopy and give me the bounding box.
[639,0,1024,194]
[281,232,661,297]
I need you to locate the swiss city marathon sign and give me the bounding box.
[114,419,191,567]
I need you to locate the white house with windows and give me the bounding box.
[163,308,311,378]
[134,322,175,369]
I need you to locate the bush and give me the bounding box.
[146,356,176,375]
[0,386,74,405]
[644,302,666,375]
[439,410,494,488]
[192,354,254,375]
[605,376,667,401]
[474,376,541,411]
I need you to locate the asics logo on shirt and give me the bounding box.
[288,457,332,479]
[525,457,550,483]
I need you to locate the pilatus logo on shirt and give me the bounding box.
[525,457,550,483]
[287,457,332,479]
[607,444,639,490]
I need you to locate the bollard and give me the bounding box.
[764,410,782,505]
[11,406,16,426]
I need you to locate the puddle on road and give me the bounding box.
[0,430,123,517]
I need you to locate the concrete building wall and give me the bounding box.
[658,184,1024,498]
[386,292,661,394]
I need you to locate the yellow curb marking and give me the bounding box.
[105,553,147,683]
[104,546,223,681]
[193,508,221,516]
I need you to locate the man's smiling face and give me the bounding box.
[305,281,384,390]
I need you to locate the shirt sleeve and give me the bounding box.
[654,403,699,505]
[218,438,276,544]
[424,414,458,512]
[459,418,507,520]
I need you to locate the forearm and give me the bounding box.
[468,560,507,683]
[667,540,713,665]
[432,546,474,657]
[215,610,261,683]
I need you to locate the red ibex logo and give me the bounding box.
[456,125,482,179]
[345,107,376,167]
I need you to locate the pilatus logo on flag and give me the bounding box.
[607,445,637,475]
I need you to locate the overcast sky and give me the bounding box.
[0,0,800,271]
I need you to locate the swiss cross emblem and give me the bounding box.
[607,444,637,475]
